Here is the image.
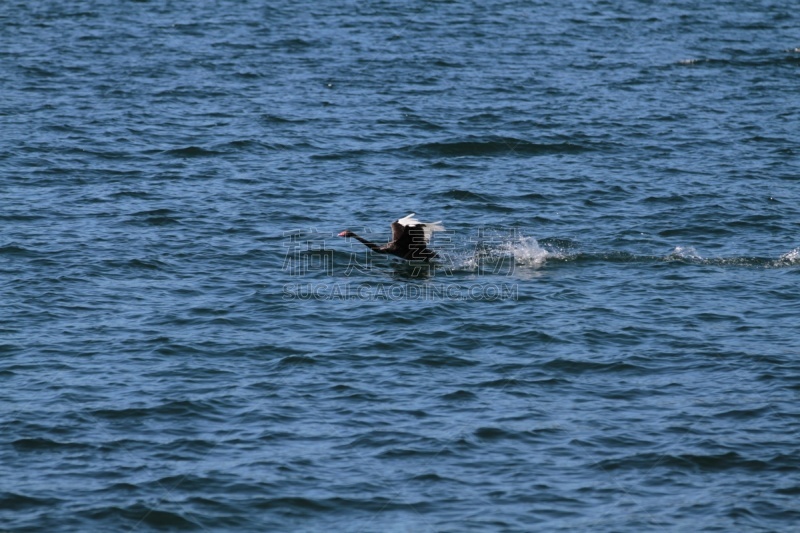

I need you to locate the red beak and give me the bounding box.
[337,231,348,237]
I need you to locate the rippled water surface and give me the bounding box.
[2,1,800,531]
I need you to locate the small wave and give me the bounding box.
[215,139,270,152]
[125,208,181,226]
[543,358,644,374]
[518,192,549,201]
[100,257,169,271]
[85,504,201,529]
[0,244,34,256]
[643,193,688,204]
[131,208,174,217]
[474,426,518,441]
[12,437,91,451]
[162,146,221,157]
[310,148,372,161]
[0,492,62,510]
[407,136,592,158]
[0,214,47,221]
[437,189,514,212]
[440,188,491,202]
[269,37,317,50]
[278,354,317,366]
[91,400,222,420]
[412,354,479,367]
[715,406,771,419]
[110,190,149,199]
[128,258,169,270]
[261,113,307,124]
[594,451,775,473]
[476,377,524,388]
[441,390,477,401]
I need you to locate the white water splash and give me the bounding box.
[667,246,703,261]
[455,233,549,274]
[778,247,800,265]
[500,235,549,269]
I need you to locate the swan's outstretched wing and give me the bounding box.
[396,213,444,244]
[390,213,415,243]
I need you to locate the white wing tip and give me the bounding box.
[397,214,443,231]
[397,213,419,226]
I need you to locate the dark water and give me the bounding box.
[2,0,800,531]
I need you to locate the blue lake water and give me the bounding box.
[2,1,799,531]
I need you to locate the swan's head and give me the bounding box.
[337,230,354,237]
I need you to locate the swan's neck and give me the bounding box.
[352,233,383,252]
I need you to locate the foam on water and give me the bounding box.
[662,245,800,268]
[666,246,703,261]
[454,233,550,273]
[501,235,550,269]
[777,247,800,265]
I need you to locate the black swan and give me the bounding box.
[338,213,445,261]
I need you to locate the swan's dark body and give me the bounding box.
[338,214,444,262]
